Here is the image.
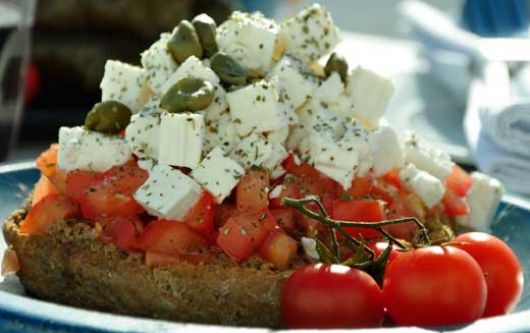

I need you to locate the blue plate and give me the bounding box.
[0,162,529,333]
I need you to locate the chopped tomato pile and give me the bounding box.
[25,145,523,328]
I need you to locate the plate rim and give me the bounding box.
[0,161,529,333]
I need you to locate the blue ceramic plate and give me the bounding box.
[0,162,529,333]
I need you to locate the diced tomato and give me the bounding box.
[236,169,270,212]
[336,173,373,199]
[380,169,404,190]
[216,210,278,261]
[138,220,210,260]
[213,203,238,228]
[282,155,337,197]
[331,199,386,239]
[283,154,321,178]
[443,189,470,217]
[183,191,214,236]
[35,144,67,193]
[97,216,143,251]
[66,170,100,199]
[77,163,148,219]
[32,175,60,206]
[384,193,425,241]
[259,230,297,270]
[270,182,302,208]
[270,208,296,232]
[20,194,79,234]
[446,165,473,197]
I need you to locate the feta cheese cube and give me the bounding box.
[346,67,394,128]
[369,123,405,176]
[399,164,445,208]
[312,72,354,119]
[160,56,220,95]
[227,79,287,136]
[217,11,279,73]
[192,147,244,203]
[403,132,455,181]
[268,56,318,111]
[134,165,201,220]
[137,158,156,172]
[140,32,178,96]
[301,237,320,261]
[57,126,132,172]
[280,4,341,65]
[100,60,148,113]
[200,85,240,153]
[231,133,288,171]
[345,120,373,177]
[269,184,284,199]
[158,112,205,168]
[125,98,162,160]
[265,126,289,145]
[458,172,504,231]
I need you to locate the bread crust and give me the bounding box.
[2,203,291,327]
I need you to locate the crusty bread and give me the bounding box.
[2,203,292,327]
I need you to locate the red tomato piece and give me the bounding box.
[97,216,143,251]
[452,232,524,317]
[270,208,296,232]
[213,203,238,228]
[259,230,297,270]
[336,173,373,199]
[236,170,270,212]
[66,170,100,200]
[282,264,384,328]
[77,163,148,219]
[446,165,473,197]
[183,191,214,236]
[35,144,67,193]
[383,246,487,326]
[216,210,278,261]
[137,220,210,260]
[269,182,302,208]
[32,175,60,206]
[331,199,386,239]
[443,189,470,217]
[20,194,79,234]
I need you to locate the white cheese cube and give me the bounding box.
[199,85,240,153]
[231,133,288,171]
[269,184,284,199]
[158,112,205,169]
[280,4,341,65]
[160,56,220,95]
[312,72,354,119]
[217,11,279,73]
[141,32,178,96]
[369,123,405,176]
[399,164,445,209]
[309,128,358,189]
[227,79,287,136]
[345,120,373,177]
[192,147,244,203]
[57,126,132,172]
[137,158,156,172]
[301,237,320,261]
[458,172,504,231]
[346,67,394,128]
[268,56,318,111]
[265,126,289,145]
[125,98,162,160]
[100,60,148,113]
[403,132,455,181]
[134,165,201,220]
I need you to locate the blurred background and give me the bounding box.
[3,0,530,197]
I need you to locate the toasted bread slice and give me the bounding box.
[2,203,291,327]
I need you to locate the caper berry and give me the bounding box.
[161,77,214,113]
[192,14,218,57]
[167,20,203,63]
[84,101,132,134]
[324,52,348,83]
[210,52,248,86]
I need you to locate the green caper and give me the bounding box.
[324,52,348,83]
[160,77,214,113]
[210,52,248,86]
[167,20,203,63]
[84,101,132,134]
[192,13,218,57]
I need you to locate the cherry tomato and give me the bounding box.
[367,241,400,266]
[383,246,487,327]
[452,232,524,317]
[282,263,384,329]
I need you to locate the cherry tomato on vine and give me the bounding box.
[383,246,487,327]
[281,263,384,329]
[452,232,524,318]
